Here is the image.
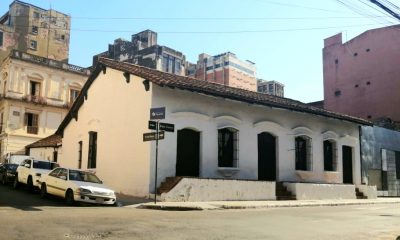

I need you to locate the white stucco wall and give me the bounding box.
[60,67,363,198]
[356,185,378,199]
[150,85,362,193]
[60,69,152,197]
[29,146,62,162]
[161,178,276,202]
[284,183,356,200]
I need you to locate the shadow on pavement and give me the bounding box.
[0,183,152,210]
[0,183,66,211]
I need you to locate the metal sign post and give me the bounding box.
[154,120,159,205]
[144,107,175,205]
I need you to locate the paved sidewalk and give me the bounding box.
[130,198,400,210]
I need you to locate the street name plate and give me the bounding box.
[148,120,157,130]
[159,122,174,132]
[143,131,165,142]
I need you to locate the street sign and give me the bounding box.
[148,120,157,130]
[159,122,174,132]
[150,107,165,120]
[143,131,165,142]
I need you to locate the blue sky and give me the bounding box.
[1,0,397,102]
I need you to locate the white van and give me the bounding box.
[5,154,33,165]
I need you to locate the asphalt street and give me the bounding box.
[0,183,400,240]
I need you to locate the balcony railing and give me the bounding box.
[22,95,47,105]
[27,126,38,135]
[11,50,91,75]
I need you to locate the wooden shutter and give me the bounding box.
[24,113,28,126]
[32,114,38,127]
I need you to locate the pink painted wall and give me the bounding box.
[323,26,400,121]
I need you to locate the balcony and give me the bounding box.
[22,95,47,105]
[27,126,38,135]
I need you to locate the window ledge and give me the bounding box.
[217,167,239,177]
[323,171,339,174]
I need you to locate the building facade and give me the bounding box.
[257,79,284,97]
[361,125,400,197]
[190,52,257,91]
[0,0,70,63]
[0,50,88,158]
[93,30,186,76]
[323,25,400,122]
[56,58,371,199]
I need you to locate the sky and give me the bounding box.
[1,0,398,103]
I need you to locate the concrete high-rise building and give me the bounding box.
[257,79,284,97]
[191,52,257,91]
[0,0,71,63]
[93,30,186,76]
[323,25,400,122]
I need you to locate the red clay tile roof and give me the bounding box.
[26,134,62,149]
[56,58,371,135]
[98,58,370,125]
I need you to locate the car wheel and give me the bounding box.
[65,189,74,206]
[12,175,19,189]
[40,183,47,199]
[27,176,34,193]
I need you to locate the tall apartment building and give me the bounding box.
[93,30,186,76]
[0,0,70,63]
[0,50,89,158]
[257,79,284,97]
[323,25,400,122]
[190,52,257,91]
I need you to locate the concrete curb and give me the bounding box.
[134,198,400,211]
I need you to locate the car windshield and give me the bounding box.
[32,161,59,170]
[68,170,102,184]
[6,164,18,171]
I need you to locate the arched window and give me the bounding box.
[323,140,337,171]
[295,135,312,171]
[218,127,239,168]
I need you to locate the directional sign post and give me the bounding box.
[145,107,175,204]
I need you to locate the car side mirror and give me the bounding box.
[60,176,67,181]
[24,164,30,168]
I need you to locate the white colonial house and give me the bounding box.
[55,58,376,201]
[0,50,89,159]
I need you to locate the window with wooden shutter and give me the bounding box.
[87,131,97,169]
[30,81,41,97]
[78,141,82,169]
[295,135,312,171]
[25,112,39,134]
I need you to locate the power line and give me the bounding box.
[3,14,394,21]
[72,23,382,34]
[1,22,384,34]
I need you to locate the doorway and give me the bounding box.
[176,129,200,177]
[258,132,277,181]
[342,145,353,184]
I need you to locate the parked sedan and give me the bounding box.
[39,167,116,205]
[0,163,18,185]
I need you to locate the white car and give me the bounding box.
[39,167,116,205]
[14,159,59,191]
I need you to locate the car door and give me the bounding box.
[55,168,69,197]
[45,168,61,195]
[19,159,31,184]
